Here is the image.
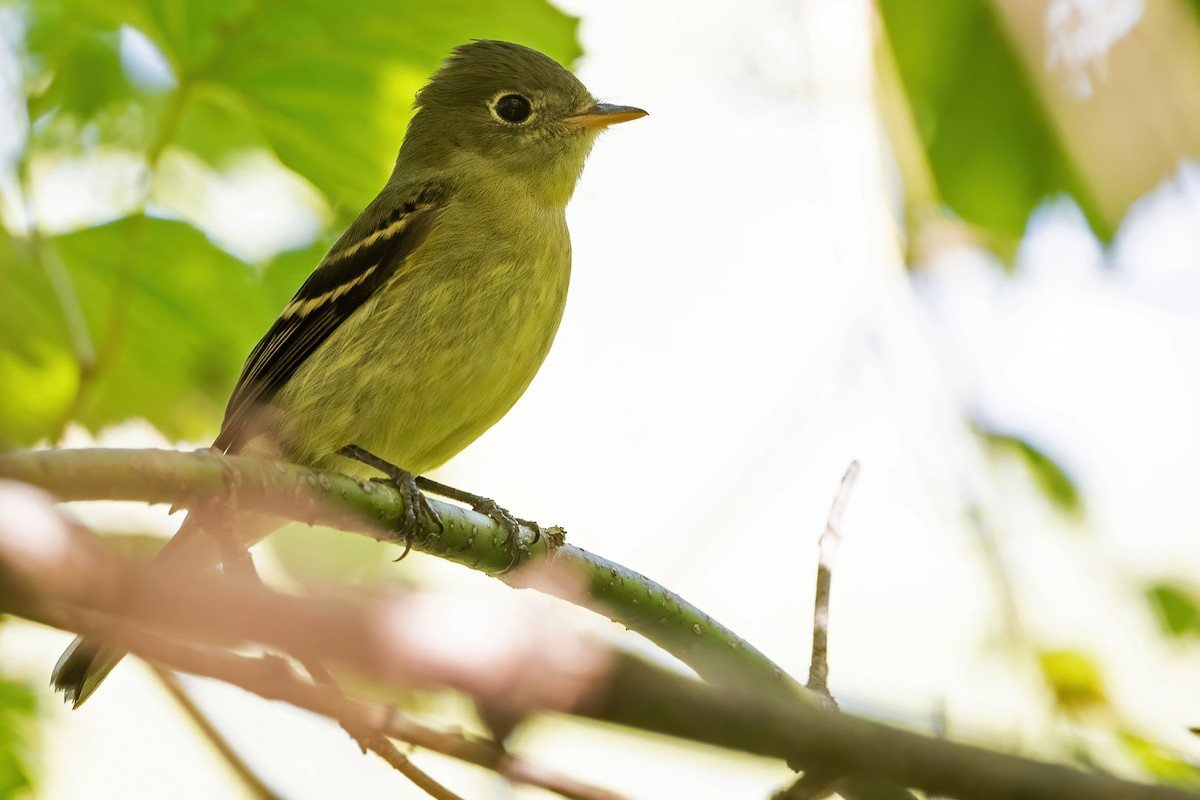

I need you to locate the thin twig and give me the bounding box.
[808,460,860,699]
[777,462,869,800]
[302,658,465,800]
[151,666,280,800]
[363,733,464,800]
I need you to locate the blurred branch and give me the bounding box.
[0,447,812,706]
[358,734,464,800]
[0,483,623,799]
[159,569,463,800]
[300,654,465,800]
[0,489,1194,800]
[151,666,281,800]
[97,637,622,800]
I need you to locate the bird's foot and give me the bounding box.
[339,444,442,559]
[194,501,261,582]
[415,477,541,573]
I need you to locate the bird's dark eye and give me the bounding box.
[494,94,532,123]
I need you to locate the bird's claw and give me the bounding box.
[408,472,546,573]
[341,444,441,559]
[369,472,441,560]
[473,498,541,574]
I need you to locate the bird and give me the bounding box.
[51,39,646,707]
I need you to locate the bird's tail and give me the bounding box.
[51,637,125,709]
[51,512,259,707]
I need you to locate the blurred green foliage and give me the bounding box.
[1038,649,1200,784]
[4,216,272,440]
[0,675,37,797]
[878,0,1105,250]
[1120,731,1200,788]
[979,429,1083,515]
[1146,582,1200,640]
[0,0,580,447]
[1038,649,1107,713]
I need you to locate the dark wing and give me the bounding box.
[214,188,443,453]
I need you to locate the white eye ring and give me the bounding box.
[488,91,535,125]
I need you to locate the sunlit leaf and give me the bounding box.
[15,0,166,155]
[190,0,581,211]
[1146,582,1200,639]
[16,0,580,205]
[1120,731,1200,787]
[979,430,1083,515]
[56,215,276,438]
[878,0,1107,250]
[123,0,251,76]
[0,674,37,797]
[1038,649,1107,713]
[0,228,79,447]
[169,81,265,167]
[21,0,132,119]
[50,0,583,210]
[1,215,275,444]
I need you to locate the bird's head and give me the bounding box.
[397,40,646,205]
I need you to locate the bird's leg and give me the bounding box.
[415,476,541,573]
[339,444,441,559]
[197,497,260,583]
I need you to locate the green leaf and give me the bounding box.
[0,674,38,797]
[21,0,134,120]
[188,0,581,211]
[0,229,79,447]
[1146,582,1200,639]
[1038,649,1107,713]
[16,0,170,156]
[1120,731,1200,787]
[122,0,253,76]
[1,215,275,444]
[878,0,1107,249]
[170,81,266,167]
[56,215,276,439]
[16,0,580,208]
[979,430,1083,515]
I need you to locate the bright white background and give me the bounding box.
[4,0,1200,797]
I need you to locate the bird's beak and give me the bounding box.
[567,103,649,130]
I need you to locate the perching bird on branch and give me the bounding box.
[52,39,646,707]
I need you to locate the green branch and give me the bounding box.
[5,447,1194,800]
[0,447,812,705]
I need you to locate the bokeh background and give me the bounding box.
[3,0,1200,796]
